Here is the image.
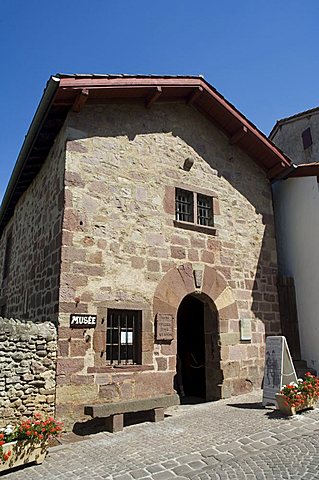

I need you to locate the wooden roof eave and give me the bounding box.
[0,76,61,236]
[0,74,296,236]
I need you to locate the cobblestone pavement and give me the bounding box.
[3,391,319,479]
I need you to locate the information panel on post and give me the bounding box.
[262,336,297,406]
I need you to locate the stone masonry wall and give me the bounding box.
[0,128,66,323]
[271,111,319,165]
[56,103,280,427]
[0,317,57,427]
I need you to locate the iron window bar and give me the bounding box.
[175,188,194,223]
[106,309,141,365]
[197,194,213,226]
[175,188,214,227]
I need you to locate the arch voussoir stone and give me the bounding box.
[153,263,239,323]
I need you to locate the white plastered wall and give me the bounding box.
[272,176,319,372]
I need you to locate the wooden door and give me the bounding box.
[277,275,301,360]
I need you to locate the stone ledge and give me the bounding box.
[173,220,217,236]
[85,393,180,417]
[87,365,154,373]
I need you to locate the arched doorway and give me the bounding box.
[176,293,221,403]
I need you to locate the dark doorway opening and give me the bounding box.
[176,294,206,402]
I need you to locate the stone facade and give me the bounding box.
[0,317,57,426]
[270,108,319,165]
[0,129,66,323]
[0,96,282,429]
[55,103,280,427]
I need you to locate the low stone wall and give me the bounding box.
[0,318,57,426]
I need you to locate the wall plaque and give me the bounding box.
[156,314,174,341]
[70,314,97,328]
[240,319,252,341]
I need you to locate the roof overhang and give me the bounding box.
[283,162,319,179]
[0,74,295,235]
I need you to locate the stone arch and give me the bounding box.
[153,262,239,323]
[153,263,240,400]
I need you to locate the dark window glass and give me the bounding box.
[197,194,214,226]
[302,127,312,150]
[175,189,194,223]
[106,309,142,365]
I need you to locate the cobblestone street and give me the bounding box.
[2,391,319,480]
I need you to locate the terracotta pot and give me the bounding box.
[0,439,48,473]
[275,393,317,416]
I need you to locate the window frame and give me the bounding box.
[174,187,215,233]
[106,309,142,366]
[302,127,312,150]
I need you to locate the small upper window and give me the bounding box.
[302,127,312,150]
[197,194,214,227]
[106,309,142,365]
[175,188,214,227]
[176,189,194,223]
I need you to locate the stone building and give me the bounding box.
[0,75,294,428]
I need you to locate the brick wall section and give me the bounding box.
[0,129,66,323]
[56,103,280,427]
[0,317,57,426]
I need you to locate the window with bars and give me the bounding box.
[175,189,213,227]
[106,309,142,365]
[175,189,194,222]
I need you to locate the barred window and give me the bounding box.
[175,189,194,223]
[175,189,214,227]
[106,309,142,365]
[197,194,213,227]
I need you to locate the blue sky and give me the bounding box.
[1,0,318,203]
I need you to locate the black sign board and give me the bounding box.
[70,314,97,329]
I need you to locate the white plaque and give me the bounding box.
[240,319,251,341]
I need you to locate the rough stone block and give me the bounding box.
[149,407,164,422]
[70,340,89,357]
[147,260,160,272]
[99,383,120,401]
[170,246,186,259]
[219,333,240,346]
[156,357,168,371]
[57,358,84,375]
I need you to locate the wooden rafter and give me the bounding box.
[186,86,203,106]
[229,126,248,145]
[267,162,287,179]
[72,88,89,113]
[145,87,162,109]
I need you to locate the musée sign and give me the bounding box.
[70,314,97,328]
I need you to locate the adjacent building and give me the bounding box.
[271,107,319,374]
[0,75,295,428]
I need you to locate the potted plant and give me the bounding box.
[276,372,319,416]
[0,413,63,473]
